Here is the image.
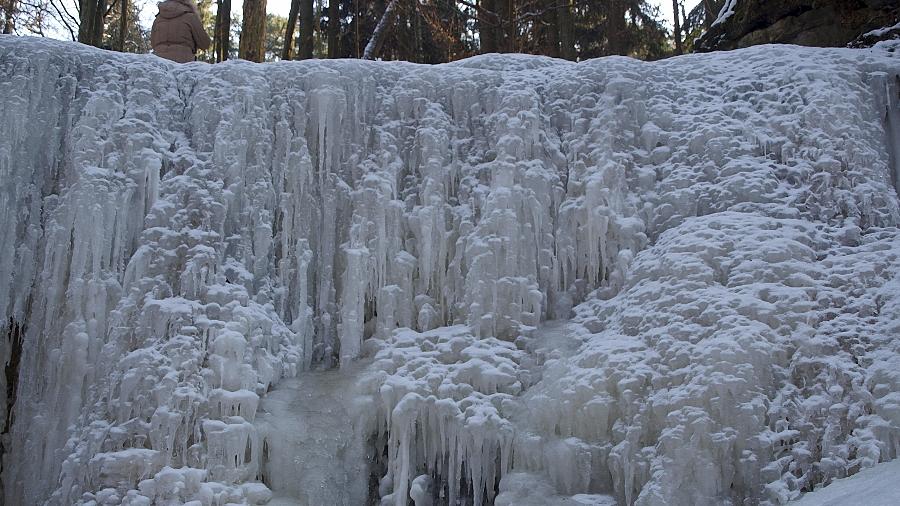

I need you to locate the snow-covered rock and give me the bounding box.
[0,36,899,505]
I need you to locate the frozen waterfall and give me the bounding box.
[1,36,900,506]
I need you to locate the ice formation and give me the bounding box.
[1,36,899,506]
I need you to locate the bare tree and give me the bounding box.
[214,0,231,61]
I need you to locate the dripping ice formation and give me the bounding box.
[1,35,900,505]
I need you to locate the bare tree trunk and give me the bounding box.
[558,0,575,60]
[479,0,499,53]
[496,0,513,52]
[214,0,222,60]
[78,0,106,46]
[91,0,104,45]
[283,0,300,59]
[215,0,231,61]
[607,0,627,55]
[77,0,95,44]
[543,1,559,58]
[354,0,360,57]
[362,0,398,60]
[413,0,422,62]
[239,0,266,61]
[327,0,339,58]
[672,0,682,55]
[506,0,516,52]
[2,0,16,34]
[118,0,127,51]
[297,0,314,59]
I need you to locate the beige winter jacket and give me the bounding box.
[150,0,211,63]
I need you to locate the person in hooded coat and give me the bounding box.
[150,0,211,63]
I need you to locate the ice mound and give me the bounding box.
[0,36,899,505]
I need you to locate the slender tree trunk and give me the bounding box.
[672,0,682,55]
[214,0,222,60]
[496,0,514,52]
[479,0,498,53]
[543,1,559,58]
[77,0,96,44]
[283,0,300,59]
[354,0,360,57]
[558,0,575,60]
[78,0,105,46]
[505,0,516,52]
[413,0,422,62]
[362,0,398,60]
[91,0,104,45]
[327,0,340,58]
[297,0,314,59]
[2,0,16,34]
[215,0,231,61]
[239,0,267,61]
[222,0,231,60]
[607,0,627,55]
[118,0,127,51]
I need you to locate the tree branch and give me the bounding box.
[49,0,77,39]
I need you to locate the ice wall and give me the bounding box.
[0,36,899,506]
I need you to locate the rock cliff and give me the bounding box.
[697,0,899,51]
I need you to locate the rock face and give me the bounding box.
[697,0,900,52]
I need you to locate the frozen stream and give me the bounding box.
[256,320,619,506]
[256,367,372,505]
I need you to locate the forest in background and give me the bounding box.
[0,0,726,63]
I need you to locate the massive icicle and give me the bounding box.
[1,37,899,506]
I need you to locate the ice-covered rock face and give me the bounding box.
[0,37,899,506]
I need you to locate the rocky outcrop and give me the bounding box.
[697,0,899,52]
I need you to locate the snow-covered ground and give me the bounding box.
[0,35,899,506]
[788,458,900,506]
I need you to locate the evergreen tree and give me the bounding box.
[102,0,148,53]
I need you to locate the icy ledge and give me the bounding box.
[1,36,899,505]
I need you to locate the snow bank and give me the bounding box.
[788,458,900,505]
[0,36,899,505]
